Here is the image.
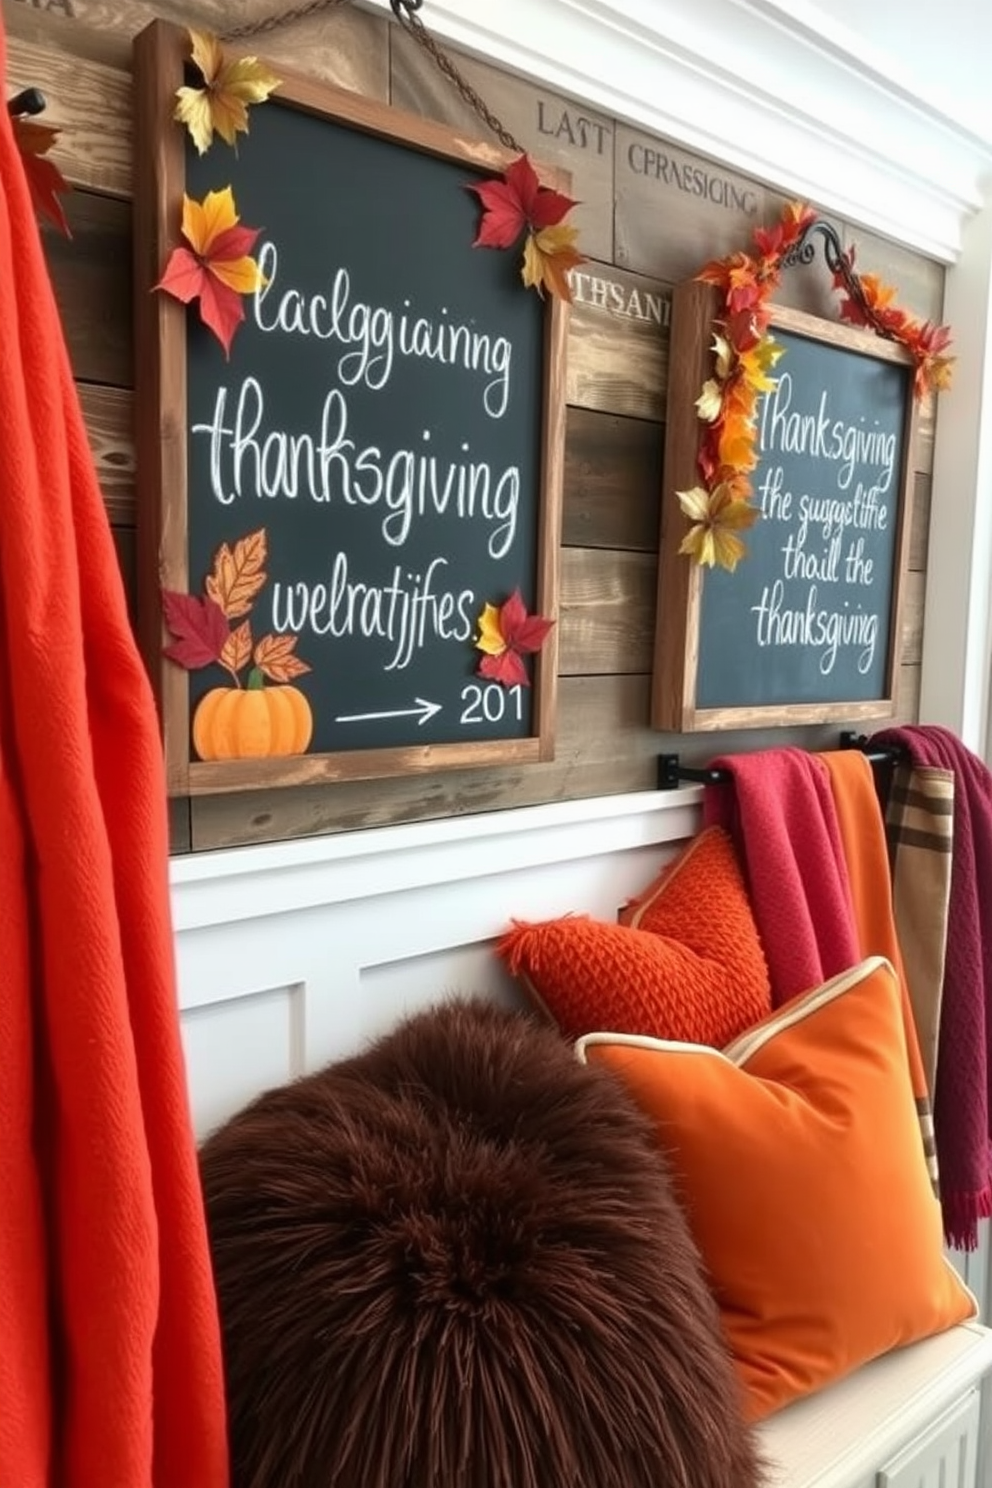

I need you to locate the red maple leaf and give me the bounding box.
[11,117,71,237]
[156,188,265,357]
[468,153,578,249]
[476,588,554,689]
[162,590,230,669]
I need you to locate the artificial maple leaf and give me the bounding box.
[220,619,253,677]
[738,334,783,394]
[475,589,554,689]
[205,527,267,618]
[174,28,281,155]
[521,223,585,301]
[695,379,724,423]
[752,200,815,261]
[469,152,578,249]
[162,590,229,669]
[718,422,759,473]
[711,332,734,381]
[725,257,764,315]
[253,633,310,683]
[156,186,266,357]
[11,116,71,236]
[677,485,758,572]
[911,320,955,395]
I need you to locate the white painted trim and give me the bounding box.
[920,199,992,754]
[369,0,992,260]
[169,786,703,930]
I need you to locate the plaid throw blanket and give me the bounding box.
[874,725,991,1250]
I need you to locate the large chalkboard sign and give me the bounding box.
[652,283,916,731]
[133,22,566,795]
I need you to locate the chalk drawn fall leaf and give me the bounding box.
[475,589,554,689]
[155,186,266,357]
[174,28,281,154]
[253,633,311,683]
[11,115,71,236]
[205,527,267,618]
[220,619,253,678]
[162,591,229,669]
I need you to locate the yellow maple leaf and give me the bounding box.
[677,484,758,572]
[738,334,783,394]
[475,602,506,656]
[179,187,267,295]
[521,223,585,301]
[695,379,724,423]
[174,27,281,155]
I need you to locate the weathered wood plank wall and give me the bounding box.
[4,0,944,852]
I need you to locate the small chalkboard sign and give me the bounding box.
[652,281,916,731]
[133,21,566,795]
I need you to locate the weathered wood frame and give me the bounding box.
[652,280,917,732]
[133,19,567,796]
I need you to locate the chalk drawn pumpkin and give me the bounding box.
[192,684,313,761]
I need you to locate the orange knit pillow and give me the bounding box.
[578,957,977,1420]
[499,828,771,1046]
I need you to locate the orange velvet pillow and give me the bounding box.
[577,957,976,1420]
[499,827,771,1046]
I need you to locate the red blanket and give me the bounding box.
[0,25,228,1488]
[703,746,860,1002]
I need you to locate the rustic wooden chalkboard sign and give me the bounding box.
[133,21,566,795]
[652,281,916,732]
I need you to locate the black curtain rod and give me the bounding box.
[657,735,903,791]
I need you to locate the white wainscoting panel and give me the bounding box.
[171,790,703,1139]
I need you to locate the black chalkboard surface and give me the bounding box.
[133,22,567,795]
[653,286,916,732]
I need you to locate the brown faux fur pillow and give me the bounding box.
[199,1000,764,1488]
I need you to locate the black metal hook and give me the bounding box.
[389,0,424,17]
[7,87,47,119]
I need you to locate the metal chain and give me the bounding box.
[224,0,348,41]
[223,0,522,154]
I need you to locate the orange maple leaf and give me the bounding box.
[155,186,266,357]
[11,115,71,236]
[253,633,311,683]
[521,223,585,301]
[205,527,268,618]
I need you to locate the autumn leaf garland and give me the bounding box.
[678,199,956,572]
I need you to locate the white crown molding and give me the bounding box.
[371,0,992,261]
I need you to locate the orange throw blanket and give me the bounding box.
[0,27,228,1488]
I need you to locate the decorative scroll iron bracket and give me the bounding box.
[780,215,899,350]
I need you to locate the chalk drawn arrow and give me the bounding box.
[335,697,442,727]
